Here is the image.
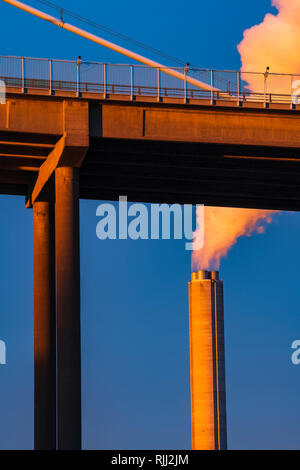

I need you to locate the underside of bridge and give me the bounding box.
[2,136,300,210]
[1,95,300,210]
[82,138,300,210]
[1,91,300,449]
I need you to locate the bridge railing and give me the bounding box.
[1,55,300,105]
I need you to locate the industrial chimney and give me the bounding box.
[188,270,227,450]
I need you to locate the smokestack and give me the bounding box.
[188,270,227,450]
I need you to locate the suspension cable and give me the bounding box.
[33,0,191,66]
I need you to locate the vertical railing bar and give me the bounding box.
[184,66,187,103]
[291,74,295,109]
[186,67,188,102]
[130,65,134,100]
[49,59,52,95]
[76,56,80,97]
[157,67,160,102]
[210,69,214,104]
[237,71,240,105]
[264,72,267,107]
[103,63,107,98]
[21,56,25,92]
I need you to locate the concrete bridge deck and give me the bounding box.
[1,90,300,210]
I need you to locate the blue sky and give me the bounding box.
[0,0,300,450]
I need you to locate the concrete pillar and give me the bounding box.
[55,167,81,450]
[33,201,56,450]
[189,270,227,450]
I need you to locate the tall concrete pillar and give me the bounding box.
[33,201,56,450]
[189,270,227,450]
[55,167,81,450]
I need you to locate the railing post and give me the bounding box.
[21,56,25,92]
[76,56,81,97]
[264,68,269,108]
[130,65,134,100]
[210,70,214,104]
[49,59,52,95]
[184,68,187,104]
[103,63,107,98]
[157,67,161,102]
[184,63,189,104]
[237,71,241,106]
[291,75,295,109]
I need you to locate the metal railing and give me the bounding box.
[1,55,300,105]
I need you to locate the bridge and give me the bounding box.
[1,54,300,450]
[1,55,300,211]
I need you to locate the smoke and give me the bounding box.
[192,207,277,270]
[192,1,298,270]
[238,0,300,94]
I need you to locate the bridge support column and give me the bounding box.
[33,201,56,450]
[55,166,81,450]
